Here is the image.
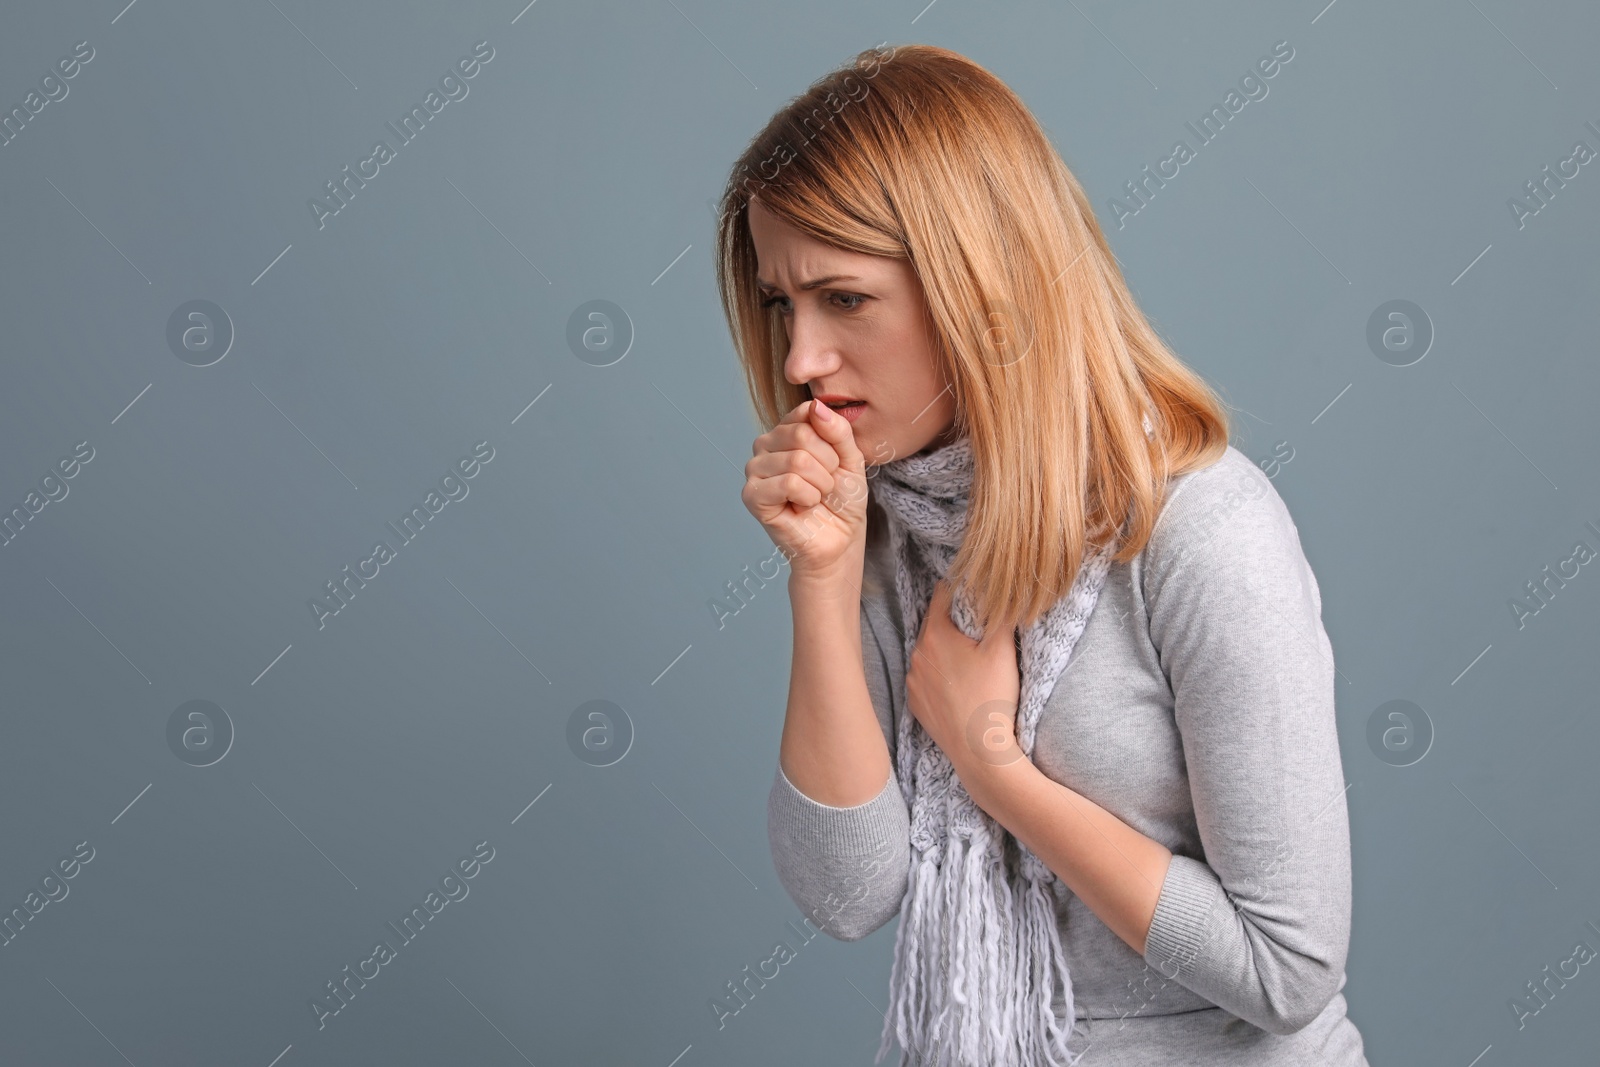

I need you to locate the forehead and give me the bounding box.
[748,200,825,259]
[748,204,881,288]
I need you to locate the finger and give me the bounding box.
[753,399,837,455]
[778,398,817,424]
[745,449,837,499]
[743,471,824,513]
[759,421,843,478]
[806,399,867,477]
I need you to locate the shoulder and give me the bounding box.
[1147,445,1292,558]
[1142,444,1319,609]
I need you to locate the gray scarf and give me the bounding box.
[869,434,1115,1067]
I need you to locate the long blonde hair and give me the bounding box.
[714,43,1231,633]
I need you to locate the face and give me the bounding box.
[747,197,959,466]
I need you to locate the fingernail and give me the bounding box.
[814,400,834,420]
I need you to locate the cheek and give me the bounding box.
[875,359,939,418]
[898,348,947,409]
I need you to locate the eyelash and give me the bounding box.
[759,292,866,313]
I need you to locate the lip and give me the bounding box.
[811,394,867,424]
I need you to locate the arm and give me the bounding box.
[767,555,912,942]
[957,759,1173,958]
[777,548,891,805]
[914,579,1173,958]
[1133,461,1352,1034]
[962,460,1352,1034]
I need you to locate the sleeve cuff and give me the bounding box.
[768,762,906,856]
[1141,853,1225,978]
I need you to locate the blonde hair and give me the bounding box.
[714,43,1232,633]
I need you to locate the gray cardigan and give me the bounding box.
[767,446,1370,1065]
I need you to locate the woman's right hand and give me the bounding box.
[742,399,870,583]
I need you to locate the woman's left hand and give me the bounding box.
[905,578,1025,772]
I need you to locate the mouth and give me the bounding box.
[812,393,867,423]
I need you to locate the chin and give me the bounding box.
[863,432,904,467]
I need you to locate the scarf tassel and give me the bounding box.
[868,437,1113,1066]
[1019,867,1082,1065]
[876,827,1084,1066]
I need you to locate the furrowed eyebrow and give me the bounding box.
[755,274,862,292]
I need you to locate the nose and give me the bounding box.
[781,311,842,387]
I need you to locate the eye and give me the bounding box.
[758,292,867,312]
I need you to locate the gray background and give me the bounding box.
[1,0,1596,1064]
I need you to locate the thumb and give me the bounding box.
[807,399,867,477]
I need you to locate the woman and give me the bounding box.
[719,43,1369,1067]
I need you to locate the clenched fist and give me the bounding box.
[742,399,870,583]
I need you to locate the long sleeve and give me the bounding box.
[766,594,912,942]
[1137,460,1353,1035]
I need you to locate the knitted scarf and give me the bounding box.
[868,434,1117,1067]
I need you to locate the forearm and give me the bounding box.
[778,545,893,807]
[960,755,1172,956]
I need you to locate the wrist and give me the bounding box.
[955,746,1040,824]
[787,546,865,600]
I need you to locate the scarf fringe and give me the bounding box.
[1021,863,1080,1065]
[874,827,1085,1066]
[869,436,1112,1067]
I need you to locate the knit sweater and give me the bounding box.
[767,445,1370,1066]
